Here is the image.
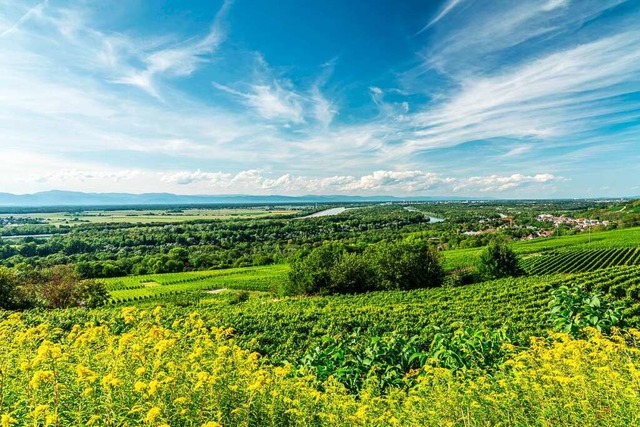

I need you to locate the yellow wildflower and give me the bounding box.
[1,415,17,427]
[145,407,161,423]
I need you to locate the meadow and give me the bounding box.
[0,207,298,227]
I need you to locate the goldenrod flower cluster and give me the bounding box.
[1,308,640,426]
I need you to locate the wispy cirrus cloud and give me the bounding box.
[416,0,464,34]
[403,30,640,155]
[113,0,233,98]
[0,0,48,37]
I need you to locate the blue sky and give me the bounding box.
[1,0,639,197]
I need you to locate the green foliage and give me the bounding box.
[328,252,375,294]
[285,243,346,295]
[229,290,250,305]
[286,240,444,296]
[444,267,480,287]
[548,285,624,337]
[364,240,444,290]
[3,265,109,309]
[477,240,523,279]
[0,266,20,309]
[75,280,109,308]
[301,331,421,393]
[426,326,515,372]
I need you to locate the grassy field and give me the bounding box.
[103,264,289,303]
[0,208,299,226]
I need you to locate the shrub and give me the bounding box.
[75,280,110,308]
[229,290,250,305]
[477,240,523,279]
[15,265,108,309]
[286,240,445,296]
[301,331,421,393]
[425,325,515,372]
[327,252,375,294]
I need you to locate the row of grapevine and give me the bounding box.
[107,264,289,303]
[524,247,640,275]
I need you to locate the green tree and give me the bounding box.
[477,240,523,280]
[364,240,444,290]
[328,252,375,294]
[0,266,20,309]
[285,243,345,295]
[75,280,109,308]
[19,265,108,309]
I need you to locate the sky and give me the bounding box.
[1,0,639,198]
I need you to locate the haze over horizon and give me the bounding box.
[1,0,639,198]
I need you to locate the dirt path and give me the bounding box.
[204,288,228,294]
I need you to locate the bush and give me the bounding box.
[229,290,250,305]
[445,267,480,287]
[328,252,375,294]
[301,331,421,393]
[477,240,523,280]
[15,265,109,309]
[548,285,623,337]
[425,326,515,372]
[75,280,110,308]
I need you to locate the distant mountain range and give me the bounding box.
[0,190,480,207]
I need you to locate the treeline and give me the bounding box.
[285,239,523,296]
[0,206,432,278]
[0,224,70,236]
[285,239,444,295]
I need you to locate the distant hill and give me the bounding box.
[0,190,479,207]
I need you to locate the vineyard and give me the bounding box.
[3,265,640,425]
[102,265,289,304]
[55,265,640,362]
[522,247,640,275]
[442,227,640,275]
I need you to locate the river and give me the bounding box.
[300,207,348,218]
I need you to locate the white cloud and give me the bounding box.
[245,83,305,123]
[541,0,570,12]
[113,0,233,98]
[404,30,640,152]
[158,169,562,195]
[417,0,465,33]
[311,85,337,127]
[453,173,558,192]
[0,0,48,37]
